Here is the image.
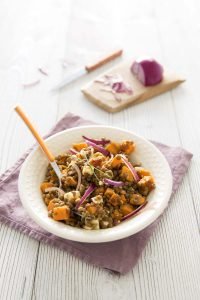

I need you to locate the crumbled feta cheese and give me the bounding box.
[91,195,103,204]
[91,219,100,230]
[64,191,80,202]
[82,165,94,176]
[80,149,87,158]
[64,192,73,201]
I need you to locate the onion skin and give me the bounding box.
[131,59,163,86]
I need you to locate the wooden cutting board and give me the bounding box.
[81,62,185,112]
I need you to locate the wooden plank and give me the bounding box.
[153,0,200,229]
[0,0,72,299]
[33,245,137,300]
[0,224,38,300]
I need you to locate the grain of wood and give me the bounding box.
[0,0,200,299]
[153,0,200,229]
[0,224,38,300]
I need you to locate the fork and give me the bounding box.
[14,105,63,188]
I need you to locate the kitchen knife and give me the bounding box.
[52,49,123,91]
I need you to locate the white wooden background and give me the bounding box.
[0,0,200,299]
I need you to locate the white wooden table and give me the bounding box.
[0,0,200,299]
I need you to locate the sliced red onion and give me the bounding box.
[69,148,78,155]
[71,163,82,191]
[121,202,147,221]
[75,183,96,209]
[103,178,124,187]
[82,136,110,146]
[112,81,133,95]
[104,74,123,85]
[23,79,40,88]
[95,74,133,98]
[45,187,65,195]
[83,139,110,156]
[131,59,163,86]
[121,156,140,182]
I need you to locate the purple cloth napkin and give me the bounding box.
[0,113,193,274]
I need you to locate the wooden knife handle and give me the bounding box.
[15,105,55,162]
[85,49,123,72]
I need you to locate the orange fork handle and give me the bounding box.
[15,105,55,162]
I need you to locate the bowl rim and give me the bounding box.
[18,125,173,243]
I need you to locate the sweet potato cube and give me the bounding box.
[105,142,120,155]
[52,206,70,221]
[111,155,122,168]
[86,205,97,215]
[109,193,121,207]
[65,176,77,186]
[73,142,88,151]
[135,167,151,177]
[120,204,135,216]
[40,182,54,193]
[120,141,135,154]
[47,199,56,211]
[104,188,115,197]
[120,166,134,182]
[130,194,146,205]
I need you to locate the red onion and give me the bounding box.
[95,74,133,97]
[23,79,40,88]
[69,148,78,155]
[112,81,133,95]
[121,202,147,221]
[82,136,110,146]
[76,183,96,209]
[121,156,140,182]
[131,59,163,86]
[83,139,110,156]
[103,178,124,187]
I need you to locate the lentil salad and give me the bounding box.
[40,136,155,230]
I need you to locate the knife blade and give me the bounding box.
[52,49,123,91]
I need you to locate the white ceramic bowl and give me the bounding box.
[18,125,172,243]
